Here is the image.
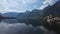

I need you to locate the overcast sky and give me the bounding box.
[0,0,57,13]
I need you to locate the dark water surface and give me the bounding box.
[0,19,57,34]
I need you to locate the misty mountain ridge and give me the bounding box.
[1,0,60,18]
[2,12,19,17]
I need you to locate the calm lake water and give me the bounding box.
[0,19,57,34]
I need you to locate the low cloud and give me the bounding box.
[22,0,39,4]
[40,4,48,10]
[0,0,20,13]
[0,0,40,13]
[43,0,52,5]
[40,0,57,10]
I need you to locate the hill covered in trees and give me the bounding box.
[17,0,60,34]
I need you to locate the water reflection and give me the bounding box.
[1,19,18,23]
[0,19,57,34]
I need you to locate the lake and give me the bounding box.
[0,19,57,34]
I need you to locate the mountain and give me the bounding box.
[2,12,19,17]
[17,9,44,26]
[42,0,60,17]
[17,0,60,24]
[17,1,60,33]
[17,9,42,19]
[28,9,42,17]
[42,1,60,34]
[17,10,30,19]
[0,13,2,15]
[52,0,60,16]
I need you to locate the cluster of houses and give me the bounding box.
[43,14,60,24]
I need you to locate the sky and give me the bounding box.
[0,0,58,13]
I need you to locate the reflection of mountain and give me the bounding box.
[41,1,60,32]
[0,0,59,33]
[41,1,60,34]
[17,1,60,33]
[2,19,18,23]
[17,9,44,26]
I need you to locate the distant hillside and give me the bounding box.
[2,12,19,17]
